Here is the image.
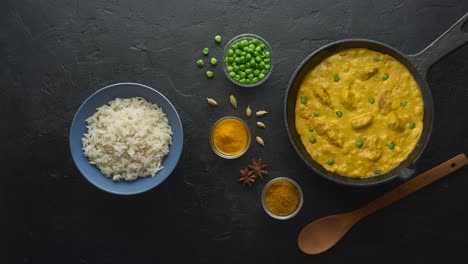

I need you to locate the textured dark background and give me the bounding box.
[2,0,468,263]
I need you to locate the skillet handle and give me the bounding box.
[408,12,468,77]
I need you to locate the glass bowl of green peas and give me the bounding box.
[223,33,273,87]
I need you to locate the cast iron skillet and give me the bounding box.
[285,13,468,187]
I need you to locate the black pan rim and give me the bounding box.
[284,38,434,187]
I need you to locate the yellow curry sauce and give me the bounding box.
[295,48,423,178]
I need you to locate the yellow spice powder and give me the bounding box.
[212,118,248,155]
[264,180,299,216]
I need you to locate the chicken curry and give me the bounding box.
[295,48,423,178]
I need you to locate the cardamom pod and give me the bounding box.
[207,98,218,106]
[230,95,237,108]
[256,110,268,117]
[246,106,252,117]
[256,136,265,146]
[256,122,266,129]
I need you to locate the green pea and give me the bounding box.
[265,65,271,71]
[356,139,363,148]
[300,97,307,104]
[197,59,204,68]
[243,47,249,52]
[314,111,320,117]
[264,58,271,64]
[245,62,251,68]
[258,73,265,80]
[235,49,242,56]
[203,48,209,55]
[309,136,317,144]
[253,51,260,57]
[232,44,238,50]
[228,49,234,56]
[227,66,233,72]
[239,79,246,84]
[252,77,259,83]
[248,73,254,79]
[308,126,314,132]
[239,65,246,71]
[327,159,335,165]
[206,71,214,78]
[388,141,395,150]
[241,51,246,57]
[264,51,270,57]
[240,72,246,78]
[334,74,340,82]
[215,35,222,43]
[402,101,408,107]
[382,73,389,80]
[235,75,240,81]
[368,97,375,104]
[245,79,252,84]
[210,58,217,66]
[254,69,260,76]
[261,69,267,74]
[246,54,252,61]
[373,55,379,61]
[259,61,265,69]
[252,39,259,45]
[255,46,262,52]
[229,71,236,78]
[336,111,343,118]
[260,43,266,50]
[374,168,381,174]
[245,69,253,75]
[228,57,234,63]
[408,122,416,129]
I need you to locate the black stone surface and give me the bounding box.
[2,0,468,263]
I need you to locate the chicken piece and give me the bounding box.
[359,136,382,161]
[312,84,333,109]
[350,113,373,129]
[378,90,392,113]
[386,112,403,131]
[356,66,378,81]
[314,120,343,147]
[340,88,356,110]
[326,130,344,147]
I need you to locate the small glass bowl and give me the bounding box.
[223,33,273,88]
[261,177,304,220]
[209,116,251,159]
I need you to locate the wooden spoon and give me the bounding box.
[298,154,468,255]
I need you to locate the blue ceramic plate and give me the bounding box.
[69,83,183,195]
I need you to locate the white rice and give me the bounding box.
[82,97,173,181]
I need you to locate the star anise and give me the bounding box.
[248,159,268,179]
[239,167,255,187]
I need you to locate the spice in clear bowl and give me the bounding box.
[210,117,251,159]
[262,177,303,220]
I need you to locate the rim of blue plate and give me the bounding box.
[69,82,184,195]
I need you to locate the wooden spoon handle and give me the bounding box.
[354,154,468,219]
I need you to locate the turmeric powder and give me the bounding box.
[264,180,299,216]
[212,118,248,155]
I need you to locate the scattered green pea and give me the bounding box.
[300,97,307,104]
[309,136,317,144]
[382,73,389,80]
[356,139,364,148]
[408,122,416,129]
[402,101,408,107]
[206,71,214,78]
[210,58,217,66]
[197,59,204,68]
[336,111,343,118]
[203,48,209,55]
[308,126,314,132]
[388,141,395,150]
[215,35,222,43]
[374,168,381,174]
[314,111,320,117]
[368,97,375,104]
[327,159,335,165]
[334,74,340,82]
